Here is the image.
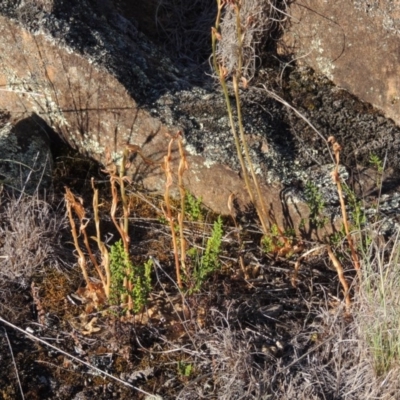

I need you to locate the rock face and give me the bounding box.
[0,0,306,232]
[2,1,400,238]
[282,0,400,126]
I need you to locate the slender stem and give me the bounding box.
[64,189,93,289]
[91,179,110,298]
[177,135,188,274]
[119,148,130,246]
[218,69,254,204]
[327,245,351,312]
[232,75,268,234]
[163,138,182,288]
[332,144,361,273]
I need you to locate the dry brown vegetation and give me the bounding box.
[1,1,400,399]
[0,128,399,399]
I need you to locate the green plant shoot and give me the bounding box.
[109,239,152,312]
[193,216,223,292]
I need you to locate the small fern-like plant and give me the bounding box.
[304,181,327,228]
[369,153,384,188]
[185,192,203,222]
[109,239,152,313]
[193,216,223,292]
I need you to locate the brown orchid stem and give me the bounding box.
[163,137,183,288]
[327,245,351,312]
[91,178,110,298]
[329,138,361,275]
[64,187,93,290]
[177,134,188,275]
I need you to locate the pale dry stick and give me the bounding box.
[162,137,183,288]
[327,245,351,312]
[230,4,267,224]
[211,0,225,74]
[64,187,93,290]
[213,17,263,233]
[215,65,255,206]
[3,327,25,400]
[232,73,270,236]
[0,317,154,396]
[328,137,361,274]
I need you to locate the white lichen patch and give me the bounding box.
[204,158,216,168]
[315,56,335,81]
[82,137,106,156]
[110,151,124,164]
[40,85,70,128]
[185,143,199,156]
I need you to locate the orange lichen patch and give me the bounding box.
[38,268,81,317]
